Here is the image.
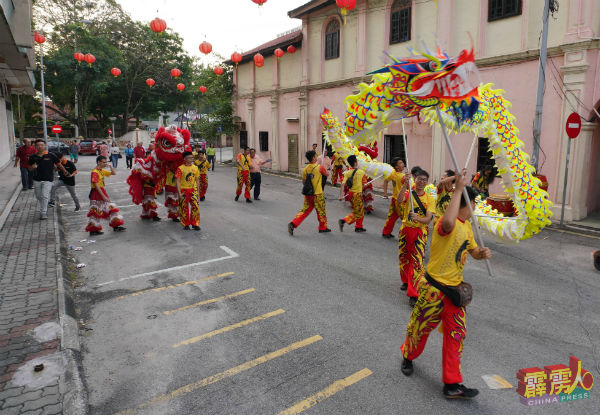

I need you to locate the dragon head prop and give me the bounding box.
[154,124,191,162]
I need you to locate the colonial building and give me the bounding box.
[230,0,600,222]
[0,0,35,168]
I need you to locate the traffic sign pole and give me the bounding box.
[560,112,581,226]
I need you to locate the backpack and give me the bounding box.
[302,165,318,196]
[346,169,358,189]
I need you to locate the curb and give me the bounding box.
[53,204,89,415]
[0,182,21,232]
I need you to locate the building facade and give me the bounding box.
[231,0,600,222]
[0,0,35,169]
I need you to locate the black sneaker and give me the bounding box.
[200,196,205,201]
[409,297,417,308]
[113,226,126,232]
[234,195,240,201]
[401,358,413,376]
[338,219,345,232]
[319,228,332,233]
[246,198,252,203]
[183,225,190,230]
[152,216,161,221]
[48,202,55,207]
[366,210,372,215]
[443,384,479,399]
[141,216,151,220]
[90,231,104,236]
[288,222,295,236]
[355,227,366,233]
[400,283,408,291]
[74,206,81,212]
[382,233,394,239]
[192,225,201,231]
[172,217,180,223]
[254,197,260,200]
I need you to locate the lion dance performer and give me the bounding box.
[86,155,125,236]
[127,125,191,221]
[358,141,378,214]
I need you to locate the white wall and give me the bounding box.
[0,97,13,169]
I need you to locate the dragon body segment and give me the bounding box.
[322,48,552,242]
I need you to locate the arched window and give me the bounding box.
[390,0,411,44]
[324,19,340,60]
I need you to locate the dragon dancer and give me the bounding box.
[330,150,345,186]
[338,155,366,233]
[194,148,210,201]
[382,157,406,238]
[400,173,491,400]
[398,169,435,306]
[235,147,252,203]
[288,150,330,235]
[434,169,457,227]
[176,151,201,231]
[86,155,125,236]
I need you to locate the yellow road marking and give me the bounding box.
[162,288,255,315]
[115,272,235,300]
[114,335,323,415]
[278,368,372,415]
[173,309,286,348]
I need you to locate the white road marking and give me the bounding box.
[96,245,240,287]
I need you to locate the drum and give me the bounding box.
[534,174,549,192]
[486,194,515,217]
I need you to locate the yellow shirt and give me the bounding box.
[165,168,177,187]
[435,186,454,219]
[302,163,326,196]
[195,159,210,174]
[91,168,111,189]
[342,168,365,194]
[175,164,200,190]
[400,190,436,229]
[386,170,405,199]
[237,153,252,172]
[427,218,477,286]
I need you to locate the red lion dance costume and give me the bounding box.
[127,125,191,220]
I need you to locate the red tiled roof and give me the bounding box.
[224,30,302,65]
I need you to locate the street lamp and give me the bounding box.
[109,116,116,142]
[34,32,48,143]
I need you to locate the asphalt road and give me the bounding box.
[57,155,600,415]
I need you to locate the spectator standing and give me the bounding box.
[50,154,80,211]
[28,139,68,220]
[14,139,36,190]
[316,149,331,190]
[133,142,146,158]
[110,142,120,168]
[69,139,80,164]
[97,141,109,159]
[125,144,134,168]
[249,148,271,201]
[206,143,217,171]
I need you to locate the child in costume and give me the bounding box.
[176,151,201,231]
[338,155,366,233]
[86,155,125,236]
[330,151,345,186]
[194,148,210,201]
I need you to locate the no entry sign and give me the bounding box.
[51,125,62,134]
[565,112,581,139]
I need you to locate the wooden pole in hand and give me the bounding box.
[435,107,493,277]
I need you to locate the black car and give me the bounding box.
[47,141,71,155]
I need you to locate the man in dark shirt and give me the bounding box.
[50,154,80,211]
[28,139,67,220]
[13,139,36,190]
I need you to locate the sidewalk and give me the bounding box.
[0,165,86,415]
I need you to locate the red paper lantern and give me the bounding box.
[254,53,264,68]
[336,0,356,24]
[150,18,167,34]
[33,31,46,44]
[146,78,155,87]
[199,86,207,94]
[84,53,95,66]
[231,52,242,66]
[110,67,121,77]
[213,66,224,76]
[274,48,284,59]
[199,41,212,55]
[170,68,182,78]
[74,52,85,63]
[177,83,185,91]
[251,0,268,6]
[287,45,296,54]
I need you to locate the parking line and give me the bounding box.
[97,245,239,287]
[115,272,234,300]
[278,368,373,414]
[114,335,323,415]
[173,309,285,348]
[162,288,255,315]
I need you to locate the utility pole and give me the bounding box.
[531,0,551,171]
[73,0,79,139]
